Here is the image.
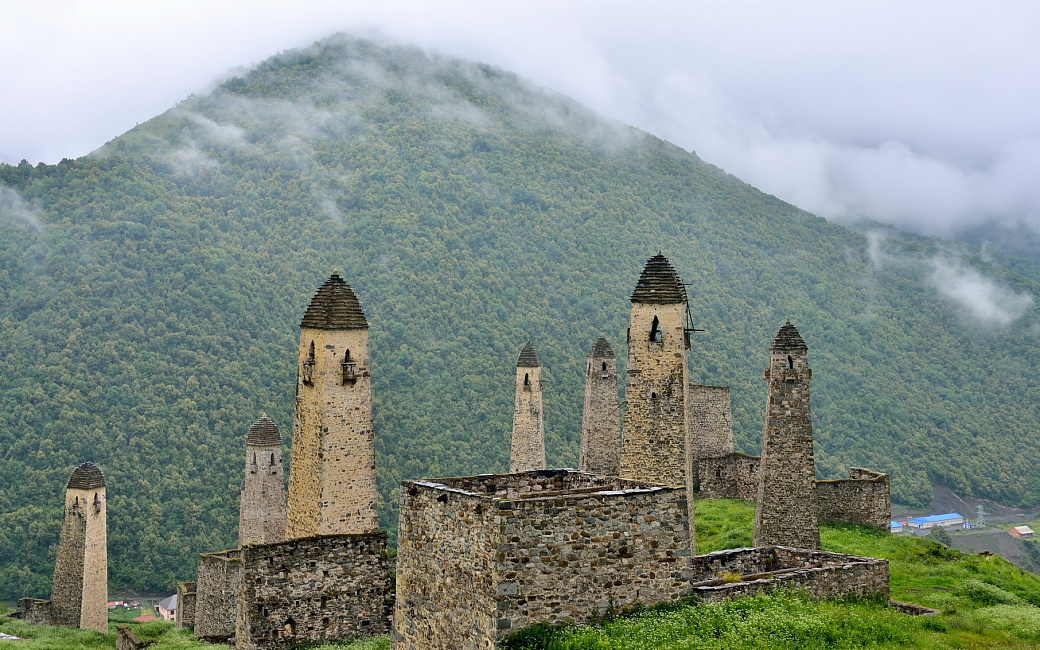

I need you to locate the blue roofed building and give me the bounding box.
[890,520,903,534]
[907,513,964,529]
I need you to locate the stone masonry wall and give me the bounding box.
[816,468,891,529]
[510,364,545,473]
[50,484,107,633]
[176,581,196,630]
[694,453,761,501]
[688,546,889,602]
[754,323,819,550]
[116,624,155,650]
[393,479,497,649]
[393,470,693,650]
[14,598,52,626]
[687,384,734,459]
[579,341,620,475]
[194,549,241,643]
[235,533,391,650]
[287,327,378,538]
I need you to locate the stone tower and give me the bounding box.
[620,253,691,488]
[687,384,735,459]
[286,273,378,538]
[239,414,287,546]
[753,320,820,550]
[510,341,546,473]
[50,463,107,633]
[579,337,621,475]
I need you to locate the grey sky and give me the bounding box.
[2,1,1038,239]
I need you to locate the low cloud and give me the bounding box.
[928,259,1033,327]
[0,185,45,232]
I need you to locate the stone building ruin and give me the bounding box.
[393,469,693,650]
[15,462,108,633]
[510,341,546,472]
[239,415,287,547]
[578,336,620,475]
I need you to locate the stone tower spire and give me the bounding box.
[50,463,107,633]
[753,320,820,549]
[239,414,287,546]
[286,273,378,538]
[620,253,691,488]
[579,337,620,475]
[510,341,546,472]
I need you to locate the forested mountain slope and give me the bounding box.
[1,35,1038,597]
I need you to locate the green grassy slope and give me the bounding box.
[1,35,1040,596]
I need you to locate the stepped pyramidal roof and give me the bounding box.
[630,253,687,304]
[771,320,808,351]
[589,336,615,359]
[517,341,541,367]
[67,462,105,489]
[246,414,282,447]
[300,272,368,330]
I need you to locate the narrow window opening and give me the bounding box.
[341,349,357,385]
[601,361,607,372]
[302,342,316,386]
[270,453,275,465]
[284,618,296,638]
[523,372,530,387]
[715,468,722,478]
[651,391,659,400]
[787,355,794,369]
[649,316,662,343]
[93,492,101,514]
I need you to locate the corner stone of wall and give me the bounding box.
[235,532,392,650]
[116,624,156,650]
[176,581,197,630]
[194,549,241,643]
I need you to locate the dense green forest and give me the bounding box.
[1,35,1039,598]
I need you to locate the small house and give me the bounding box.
[1010,525,1035,539]
[907,513,964,529]
[156,594,177,622]
[890,520,903,534]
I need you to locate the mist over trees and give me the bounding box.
[1,35,1039,598]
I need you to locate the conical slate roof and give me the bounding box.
[246,414,282,447]
[771,320,808,351]
[516,341,541,367]
[588,336,615,359]
[67,462,105,490]
[630,253,687,304]
[300,273,368,330]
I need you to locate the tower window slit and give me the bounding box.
[649,316,662,343]
[787,355,794,369]
[524,372,530,387]
[302,341,316,385]
[601,361,607,371]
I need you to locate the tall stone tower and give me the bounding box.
[510,341,546,473]
[50,463,107,633]
[286,273,379,538]
[579,337,620,475]
[239,414,287,546]
[620,253,691,488]
[753,321,820,550]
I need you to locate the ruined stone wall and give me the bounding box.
[620,302,689,488]
[176,581,196,630]
[815,468,890,529]
[194,549,241,643]
[688,547,888,602]
[240,441,287,546]
[14,598,52,626]
[579,341,620,475]
[393,471,692,649]
[50,485,107,633]
[754,323,819,550]
[687,385,734,459]
[235,533,391,650]
[116,624,155,650]
[510,364,545,472]
[694,453,761,501]
[393,480,497,649]
[287,327,378,538]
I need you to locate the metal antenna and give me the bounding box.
[976,504,987,528]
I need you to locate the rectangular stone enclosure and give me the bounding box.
[688,546,889,602]
[393,469,693,650]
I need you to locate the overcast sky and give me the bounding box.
[2,1,1039,239]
